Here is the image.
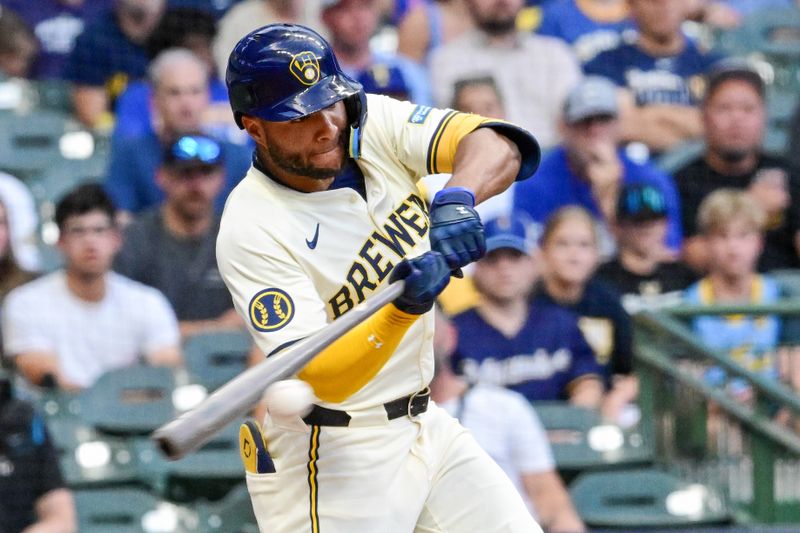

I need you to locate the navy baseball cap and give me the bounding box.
[484,213,530,255]
[163,135,224,168]
[357,63,411,101]
[617,182,668,222]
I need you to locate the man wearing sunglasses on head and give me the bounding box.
[216,24,542,533]
[104,48,251,226]
[115,135,243,339]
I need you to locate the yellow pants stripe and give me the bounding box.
[307,425,321,533]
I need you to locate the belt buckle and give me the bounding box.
[407,386,430,419]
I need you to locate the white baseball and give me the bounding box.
[264,379,316,418]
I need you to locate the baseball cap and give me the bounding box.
[163,135,224,168]
[617,182,668,222]
[484,213,530,255]
[705,58,765,101]
[357,64,411,101]
[563,76,618,124]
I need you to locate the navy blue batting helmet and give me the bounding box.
[226,24,367,156]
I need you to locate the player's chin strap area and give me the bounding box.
[302,387,431,427]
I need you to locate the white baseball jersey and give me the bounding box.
[218,94,488,410]
[218,94,542,533]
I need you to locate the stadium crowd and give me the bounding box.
[1,0,800,531]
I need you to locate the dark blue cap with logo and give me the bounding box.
[484,213,530,255]
[617,182,668,222]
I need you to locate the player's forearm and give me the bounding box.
[298,304,419,403]
[447,128,521,204]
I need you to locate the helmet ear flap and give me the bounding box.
[344,90,367,159]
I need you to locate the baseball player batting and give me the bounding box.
[217,23,542,532]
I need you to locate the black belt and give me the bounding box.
[302,387,430,427]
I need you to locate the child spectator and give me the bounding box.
[684,189,790,399]
[451,213,604,407]
[534,206,638,424]
[597,182,697,313]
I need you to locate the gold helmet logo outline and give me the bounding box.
[290,51,321,86]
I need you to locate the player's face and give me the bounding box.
[454,84,506,119]
[155,61,210,135]
[541,219,599,286]
[703,80,765,163]
[159,164,225,221]
[250,102,350,182]
[58,211,120,278]
[706,220,762,279]
[628,0,688,42]
[473,248,537,303]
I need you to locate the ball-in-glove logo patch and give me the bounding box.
[249,288,294,331]
[290,52,321,86]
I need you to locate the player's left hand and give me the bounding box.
[429,187,485,271]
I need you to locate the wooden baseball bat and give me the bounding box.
[152,280,405,460]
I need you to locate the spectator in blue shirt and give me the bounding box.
[513,76,682,257]
[584,0,720,153]
[1,0,114,80]
[451,213,605,407]
[533,206,639,425]
[64,0,165,128]
[537,0,634,64]
[105,48,249,222]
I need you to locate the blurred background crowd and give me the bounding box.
[2,0,800,531]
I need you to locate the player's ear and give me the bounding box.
[241,116,268,147]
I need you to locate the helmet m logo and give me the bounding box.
[290,52,321,86]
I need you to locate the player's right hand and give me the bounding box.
[389,252,451,315]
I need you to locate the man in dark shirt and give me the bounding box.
[597,182,697,312]
[0,370,76,533]
[114,135,243,338]
[675,59,800,272]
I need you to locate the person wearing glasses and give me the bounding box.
[104,47,251,225]
[2,184,182,391]
[114,135,244,338]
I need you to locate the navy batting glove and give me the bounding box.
[429,187,486,272]
[389,252,451,315]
